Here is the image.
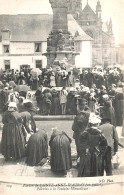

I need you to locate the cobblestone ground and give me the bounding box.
[0,119,124,178]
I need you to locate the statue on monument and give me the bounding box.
[47,34,52,51]
[56,29,65,51]
[44,0,78,70]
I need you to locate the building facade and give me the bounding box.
[67,0,116,67]
[0,14,92,71]
[0,29,47,71]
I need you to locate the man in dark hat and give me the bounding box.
[99,117,119,176]
[72,98,90,163]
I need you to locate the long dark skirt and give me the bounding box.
[78,152,103,177]
[50,134,72,172]
[78,152,91,177]
[90,152,103,177]
[26,132,48,166]
[1,123,26,160]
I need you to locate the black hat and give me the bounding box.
[24,102,37,113]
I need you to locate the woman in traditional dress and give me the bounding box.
[20,111,36,141]
[59,87,68,115]
[51,89,60,115]
[78,115,107,177]
[1,102,26,160]
[41,88,52,115]
[49,128,72,175]
[23,99,37,133]
[50,72,56,87]
[26,130,48,166]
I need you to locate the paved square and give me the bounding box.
[0,120,124,179]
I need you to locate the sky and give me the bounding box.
[0,0,124,45]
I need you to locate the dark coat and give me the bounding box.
[20,111,36,134]
[51,91,60,115]
[114,92,124,126]
[72,111,90,139]
[49,130,72,172]
[100,101,116,127]
[1,110,26,159]
[72,111,90,156]
[78,127,107,177]
[26,130,48,166]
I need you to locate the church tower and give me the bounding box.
[67,0,116,67]
[67,0,82,19]
[96,0,101,19]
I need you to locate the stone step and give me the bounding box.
[34,115,75,121]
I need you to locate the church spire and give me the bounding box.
[108,18,113,34]
[96,0,101,19]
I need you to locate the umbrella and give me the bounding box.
[14,85,30,92]
[31,68,42,76]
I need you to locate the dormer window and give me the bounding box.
[35,43,41,52]
[3,45,10,53]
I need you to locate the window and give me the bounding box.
[4,60,10,70]
[36,60,42,69]
[35,43,41,52]
[3,45,10,53]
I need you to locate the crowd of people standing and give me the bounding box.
[0,64,123,177]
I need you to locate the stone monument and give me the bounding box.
[44,0,79,71]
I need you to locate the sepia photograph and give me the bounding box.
[0,0,124,194]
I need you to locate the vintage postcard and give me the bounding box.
[0,0,124,194]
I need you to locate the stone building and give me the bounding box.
[0,14,92,71]
[67,0,116,67]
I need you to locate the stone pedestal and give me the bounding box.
[43,0,79,70]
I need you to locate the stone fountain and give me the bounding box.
[44,0,79,71]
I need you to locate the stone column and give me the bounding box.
[49,0,68,33]
[43,0,79,70]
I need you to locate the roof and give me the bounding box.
[82,3,96,17]
[68,15,92,41]
[74,34,92,41]
[0,14,92,42]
